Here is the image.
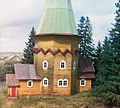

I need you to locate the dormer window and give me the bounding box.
[60,60,66,70]
[73,60,76,70]
[43,60,48,69]
[27,80,33,87]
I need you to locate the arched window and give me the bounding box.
[43,77,48,87]
[27,80,33,87]
[80,79,86,86]
[73,60,76,70]
[43,60,48,69]
[60,60,66,70]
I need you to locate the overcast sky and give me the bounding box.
[0,0,117,52]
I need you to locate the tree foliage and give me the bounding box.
[77,16,95,58]
[92,1,120,106]
[22,27,35,64]
[94,41,102,75]
[0,61,18,81]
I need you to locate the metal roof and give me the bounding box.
[36,0,77,35]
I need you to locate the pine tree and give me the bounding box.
[22,27,35,64]
[77,16,94,58]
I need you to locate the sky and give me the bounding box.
[0,0,117,52]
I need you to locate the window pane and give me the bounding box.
[44,80,47,85]
[43,60,48,69]
[59,81,62,86]
[80,79,85,86]
[28,82,31,86]
[61,62,64,68]
[44,62,47,68]
[63,81,67,86]
[81,80,84,85]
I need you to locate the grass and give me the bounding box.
[0,82,117,108]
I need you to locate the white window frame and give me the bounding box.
[73,60,76,70]
[60,60,66,70]
[58,79,68,87]
[43,77,48,87]
[43,60,48,69]
[63,79,68,87]
[80,79,86,86]
[27,80,33,88]
[58,79,63,87]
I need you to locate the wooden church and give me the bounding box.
[6,0,95,98]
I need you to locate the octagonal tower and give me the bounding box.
[32,0,81,96]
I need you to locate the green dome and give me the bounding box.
[36,0,77,35]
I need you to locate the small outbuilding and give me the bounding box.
[6,64,41,98]
[77,58,95,92]
[6,74,19,99]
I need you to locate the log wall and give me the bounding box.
[19,80,41,95]
[77,79,92,92]
[34,36,79,96]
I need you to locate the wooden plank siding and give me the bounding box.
[7,35,92,97]
[19,81,41,95]
[77,79,92,92]
[34,36,79,96]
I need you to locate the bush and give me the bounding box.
[0,60,19,81]
[90,88,120,107]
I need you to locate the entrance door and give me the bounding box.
[12,87,16,97]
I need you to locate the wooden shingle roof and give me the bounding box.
[6,74,19,87]
[14,64,41,80]
[79,74,95,79]
[78,58,95,73]
[78,58,95,79]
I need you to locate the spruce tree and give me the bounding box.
[92,41,102,85]
[22,27,35,64]
[109,1,120,95]
[77,16,94,58]
[94,37,113,86]
[92,1,120,106]
[94,41,102,75]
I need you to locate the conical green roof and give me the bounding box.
[36,0,78,35]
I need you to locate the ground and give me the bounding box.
[0,82,118,108]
